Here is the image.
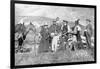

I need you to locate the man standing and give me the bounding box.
[60,20,71,50]
[61,20,71,37]
[84,19,93,49]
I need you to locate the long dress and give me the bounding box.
[38,27,50,53]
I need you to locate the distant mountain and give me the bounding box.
[15,16,54,25]
[16,16,86,27]
[15,16,88,35]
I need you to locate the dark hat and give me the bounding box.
[86,19,91,22]
[53,20,56,22]
[30,22,32,25]
[63,20,68,23]
[56,17,60,20]
[75,19,80,25]
[43,25,48,27]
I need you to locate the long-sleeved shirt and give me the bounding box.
[74,25,81,34]
[62,24,71,34]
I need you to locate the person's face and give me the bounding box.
[65,22,68,25]
[56,17,59,21]
[75,22,78,26]
[45,26,48,29]
[86,21,90,25]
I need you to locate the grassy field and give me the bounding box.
[15,47,94,65]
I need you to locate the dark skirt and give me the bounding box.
[38,38,50,53]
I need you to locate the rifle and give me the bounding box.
[62,32,76,37]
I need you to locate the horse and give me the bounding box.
[34,33,42,44]
[15,23,26,33]
[24,22,36,43]
[15,23,27,52]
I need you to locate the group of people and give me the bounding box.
[15,17,94,53]
[38,17,94,53]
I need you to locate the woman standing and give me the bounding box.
[38,25,50,53]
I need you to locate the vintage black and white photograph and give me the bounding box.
[13,1,96,67]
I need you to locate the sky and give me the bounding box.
[15,3,95,26]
